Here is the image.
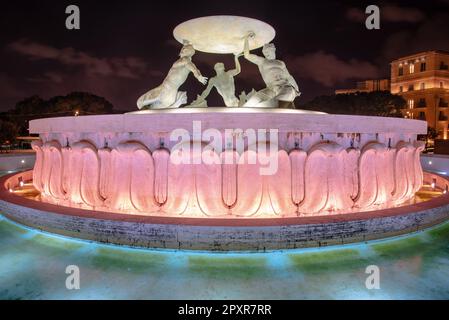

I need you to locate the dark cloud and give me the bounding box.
[7,39,156,79]
[27,72,63,84]
[3,39,166,110]
[287,51,381,87]
[345,7,366,23]
[381,13,449,62]
[347,5,425,23]
[9,69,156,111]
[0,0,447,110]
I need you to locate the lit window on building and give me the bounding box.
[409,63,415,73]
[420,83,425,90]
[408,99,414,109]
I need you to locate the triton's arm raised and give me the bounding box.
[229,53,242,77]
[243,32,264,65]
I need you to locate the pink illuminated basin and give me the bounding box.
[27,108,427,219]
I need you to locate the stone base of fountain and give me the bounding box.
[1,170,448,251]
[0,109,443,251]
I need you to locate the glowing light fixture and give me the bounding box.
[18,176,24,188]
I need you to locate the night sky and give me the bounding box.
[1,0,448,111]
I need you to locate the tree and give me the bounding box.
[0,120,18,144]
[5,92,115,136]
[427,127,438,140]
[299,91,406,117]
[46,92,114,115]
[11,95,47,116]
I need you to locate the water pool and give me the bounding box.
[0,213,448,299]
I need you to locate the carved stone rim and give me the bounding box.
[29,110,427,135]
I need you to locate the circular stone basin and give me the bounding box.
[26,108,427,219]
[173,16,276,54]
[0,108,439,251]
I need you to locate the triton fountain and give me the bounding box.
[1,16,448,251]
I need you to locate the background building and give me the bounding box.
[335,79,390,95]
[391,50,449,138]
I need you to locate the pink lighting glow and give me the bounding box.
[31,138,424,218]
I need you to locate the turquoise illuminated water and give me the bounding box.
[0,213,448,299]
[1,171,449,300]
